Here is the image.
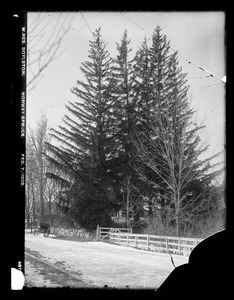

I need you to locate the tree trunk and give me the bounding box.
[126,192,130,228]
[175,192,180,237]
[25,184,31,228]
[25,197,29,228]
[39,159,44,219]
[48,199,51,215]
[27,213,30,228]
[175,213,180,237]
[48,190,53,214]
[39,182,44,219]
[31,180,37,226]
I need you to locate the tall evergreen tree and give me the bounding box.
[134,37,153,129]
[46,28,120,229]
[132,26,223,236]
[44,26,223,233]
[113,31,136,158]
[113,31,145,225]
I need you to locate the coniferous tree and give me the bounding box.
[134,37,153,129]
[46,28,120,229]
[132,29,172,220]
[113,31,137,158]
[113,31,146,226]
[44,26,224,234]
[132,26,223,236]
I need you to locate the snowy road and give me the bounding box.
[25,232,188,289]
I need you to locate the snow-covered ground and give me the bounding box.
[25,232,188,289]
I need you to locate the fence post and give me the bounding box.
[127,233,129,245]
[178,237,181,254]
[135,234,137,247]
[165,237,168,252]
[147,235,149,250]
[96,224,100,241]
[118,233,120,243]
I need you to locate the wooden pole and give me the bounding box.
[96,224,100,240]
[30,217,33,233]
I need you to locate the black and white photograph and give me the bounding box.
[12,11,227,294]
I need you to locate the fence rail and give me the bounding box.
[108,232,202,256]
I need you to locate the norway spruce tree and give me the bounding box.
[45,26,223,234]
[113,31,137,159]
[112,31,143,225]
[46,28,121,229]
[132,26,223,236]
[134,37,153,129]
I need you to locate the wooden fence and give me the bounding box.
[108,232,203,256]
[96,225,132,240]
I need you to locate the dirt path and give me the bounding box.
[25,249,91,288]
[25,232,188,289]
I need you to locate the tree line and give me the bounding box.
[26,26,225,237]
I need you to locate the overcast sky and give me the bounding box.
[26,11,225,165]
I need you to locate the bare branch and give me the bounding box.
[27,13,72,92]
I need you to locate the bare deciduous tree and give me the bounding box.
[120,172,148,229]
[27,113,49,219]
[26,143,39,227]
[26,112,73,225]
[27,12,72,92]
[132,102,223,236]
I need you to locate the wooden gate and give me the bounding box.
[96,225,132,241]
